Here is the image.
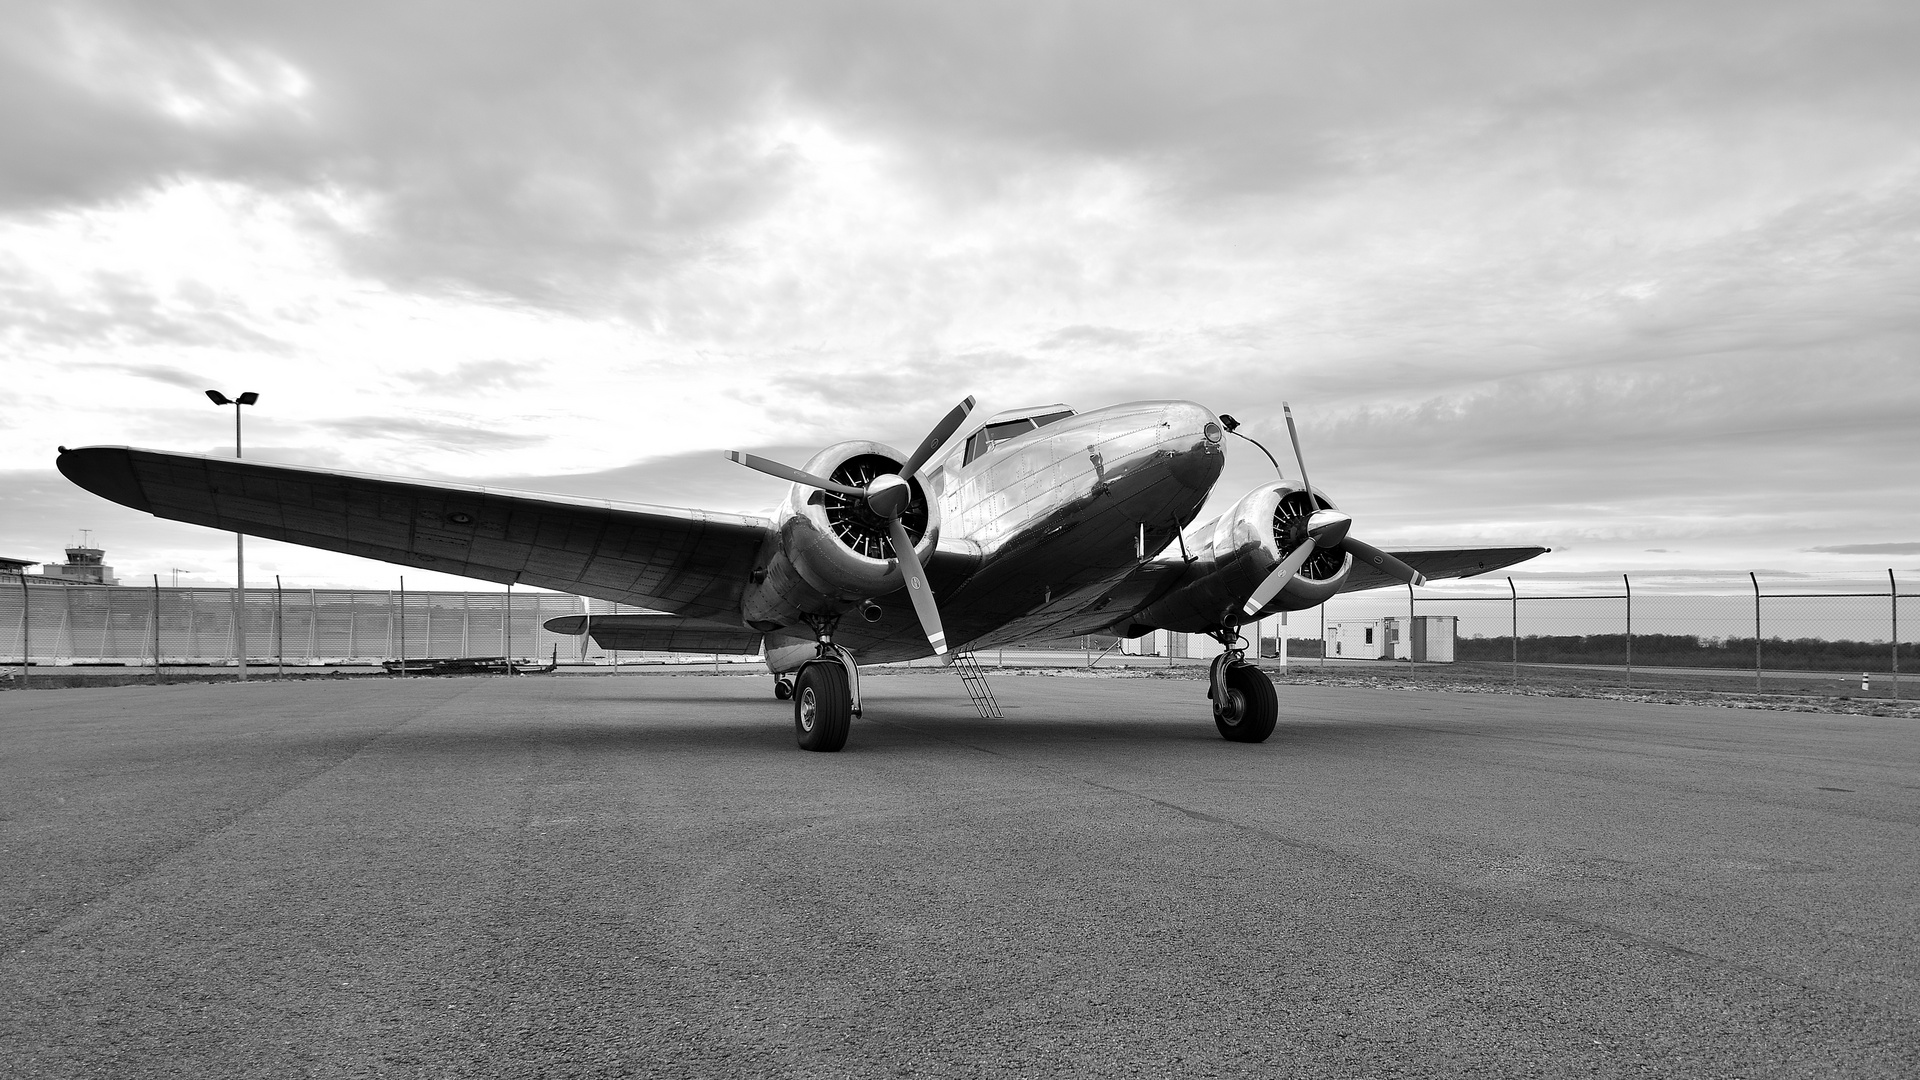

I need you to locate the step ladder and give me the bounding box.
[951,652,1005,719]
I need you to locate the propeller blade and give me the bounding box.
[724,451,867,498]
[1281,402,1316,509]
[888,518,948,656]
[1339,537,1428,587]
[899,395,978,479]
[1242,540,1318,617]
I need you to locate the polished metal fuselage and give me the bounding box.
[807,399,1229,664]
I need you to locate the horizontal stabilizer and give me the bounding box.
[543,614,763,655]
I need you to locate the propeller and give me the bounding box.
[728,396,976,656]
[1240,402,1425,617]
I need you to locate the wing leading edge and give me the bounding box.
[56,446,773,623]
[541,614,764,655]
[1337,546,1550,593]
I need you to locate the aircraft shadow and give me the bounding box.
[347,705,1439,760]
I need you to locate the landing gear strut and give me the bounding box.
[1207,636,1277,743]
[791,615,860,752]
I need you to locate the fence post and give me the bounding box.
[1406,582,1416,679]
[398,577,407,678]
[1508,576,1518,688]
[1893,568,1901,702]
[275,575,284,678]
[1750,571,1762,693]
[1623,573,1632,690]
[17,576,27,687]
[1319,605,1326,669]
[151,574,161,678]
[235,552,246,682]
[505,580,513,673]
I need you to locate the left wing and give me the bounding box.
[1338,546,1549,593]
[57,447,773,623]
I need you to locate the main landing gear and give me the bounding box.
[785,615,861,753]
[1207,637,1277,743]
[792,662,853,752]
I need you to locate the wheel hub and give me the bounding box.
[1217,688,1246,726]
[798,687,817,732]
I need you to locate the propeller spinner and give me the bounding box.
[727,396,977,656]
[1240,402,1426,617]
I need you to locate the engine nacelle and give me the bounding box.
[740,440,942,632]
[1134,481,1351,633]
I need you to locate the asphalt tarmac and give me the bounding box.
[3,672,1916,1078]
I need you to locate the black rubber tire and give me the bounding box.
[792,663,852,752]
[1214,663,1278,743]
[773,677,793,700]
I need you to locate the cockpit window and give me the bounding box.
[964,420,1029,465]
[960,406,1078,466]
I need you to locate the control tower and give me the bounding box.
[34,532,119,585]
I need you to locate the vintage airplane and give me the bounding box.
[57,396,1544,751]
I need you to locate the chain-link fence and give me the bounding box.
[0,584,692,667]
[5,575,1915,695]
[1312,573,1916,697]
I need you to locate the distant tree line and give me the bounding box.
[1455,633,1917,672]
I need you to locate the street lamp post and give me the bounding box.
[206,390,258,681]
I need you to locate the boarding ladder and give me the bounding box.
[950,652,1005,719]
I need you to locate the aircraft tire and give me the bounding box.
[1214,663,1277,743]
[793,663,852,752]
[774,677,793,700]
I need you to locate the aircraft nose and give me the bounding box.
[1166,401,1226,491]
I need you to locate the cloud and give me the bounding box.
[309,415,547,452]
[390,359,547,396]
[0,266,287,351]
[94,362,207,390]
[1039,325,1146,351]
[1808,543,1920,555]
[11,1,1915,311]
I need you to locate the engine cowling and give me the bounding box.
[1134,481,1351,633]
[740,440,942,632]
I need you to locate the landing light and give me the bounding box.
[1203,422,1223,444]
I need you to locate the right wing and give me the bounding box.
[57,447,773,623]
[541,614,764,655]
[1337,546,1549,593]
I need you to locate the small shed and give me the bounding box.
[1326,615,1456,662]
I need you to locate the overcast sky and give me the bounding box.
[2,0,1916,593]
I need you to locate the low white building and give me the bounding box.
[1326,615,1456,662]
[1120,629,1229,660]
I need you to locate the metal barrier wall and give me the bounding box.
[0,585,707,666]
